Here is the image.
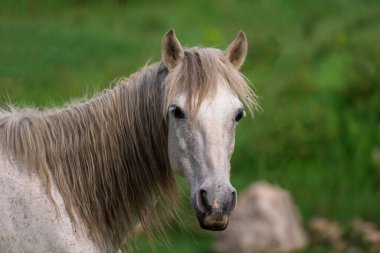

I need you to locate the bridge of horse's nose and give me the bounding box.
[196,186,237,214]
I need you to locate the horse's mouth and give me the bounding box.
[197,213,229,231]
[199,220,229,231]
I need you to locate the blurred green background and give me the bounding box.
[1,0,379,252]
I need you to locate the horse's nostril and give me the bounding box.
[198,189,210,213]
[228,190,237,212]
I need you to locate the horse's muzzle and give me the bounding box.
[192,186,237,231]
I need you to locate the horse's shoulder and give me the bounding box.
[0,158,101,252]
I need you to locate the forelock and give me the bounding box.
[163,47,258,117]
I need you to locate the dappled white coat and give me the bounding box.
[0,156,120,253]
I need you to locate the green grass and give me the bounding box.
[1,0,380,252]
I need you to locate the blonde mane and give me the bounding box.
[0,47,257,250]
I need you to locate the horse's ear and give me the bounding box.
[162,29,185,69]
[224,31,248,69]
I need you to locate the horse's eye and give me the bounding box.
[171,106,185,119]
[235,110,245,122]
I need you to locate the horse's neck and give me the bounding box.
[0,65,176,249]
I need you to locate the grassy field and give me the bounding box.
[1,0,380,252]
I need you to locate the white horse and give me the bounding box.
[0,29,257,252]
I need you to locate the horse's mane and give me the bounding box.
[0,47,257,250]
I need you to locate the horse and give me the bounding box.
[0,29,258,252]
